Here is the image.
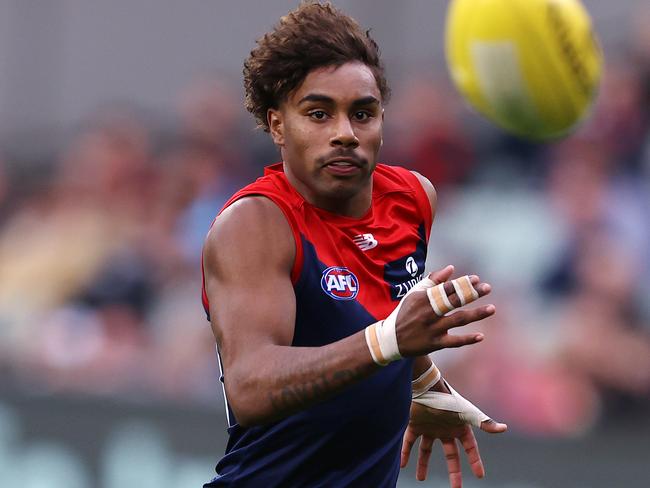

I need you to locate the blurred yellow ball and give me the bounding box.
[445,0,603,141]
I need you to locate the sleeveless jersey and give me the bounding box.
[202,163,433,487]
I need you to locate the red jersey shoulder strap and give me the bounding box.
[374,164,434,242]
[221,187,304,284]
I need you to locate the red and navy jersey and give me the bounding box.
[203,163,432,487]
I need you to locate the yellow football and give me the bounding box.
[445,0,603,141]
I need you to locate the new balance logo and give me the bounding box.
[353,233,378,251]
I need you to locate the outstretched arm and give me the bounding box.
[203,196,495,426]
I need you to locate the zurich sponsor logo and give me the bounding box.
[385,252,426,300]
[405,256,419,277]
[320,266,359,301]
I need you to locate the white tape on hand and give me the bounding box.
[411,380,490,428]
[451,275,479,306]
[427,283,453,316]
[411,362,441,398]
[365,274,480,366]
[365,318,400,366]
[365,274,438,366]
[427,275,479,316]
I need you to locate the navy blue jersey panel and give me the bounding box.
[208,236,414,487]
[292,236,377,346]
[384,223,428,301]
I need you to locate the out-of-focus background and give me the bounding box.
[0,1,648,487]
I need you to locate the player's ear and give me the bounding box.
[268,108,284,146]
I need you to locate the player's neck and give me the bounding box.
[284,168,372,218]
[309,189,372,218]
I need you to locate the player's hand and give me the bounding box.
[395,265,495,357]
[400,398,507,487]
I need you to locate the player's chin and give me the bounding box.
[325,178,368,199]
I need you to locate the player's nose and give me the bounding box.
[330,117,359,148]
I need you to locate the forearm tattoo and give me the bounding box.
[268,366,366,415]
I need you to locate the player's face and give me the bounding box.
[268,61,383,216]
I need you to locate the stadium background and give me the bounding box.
[0,1,648,486]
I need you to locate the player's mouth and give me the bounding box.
[322,157,363,176]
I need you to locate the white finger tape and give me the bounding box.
[451,275,479,306]
[427,283,454,316]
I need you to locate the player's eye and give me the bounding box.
[309,110,328,120]
[353,111,371,121]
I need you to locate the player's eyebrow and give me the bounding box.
[297,94,380,106]
[351,96,380,107]
[298,94,335,105]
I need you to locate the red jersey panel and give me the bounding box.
[202,162,432,322]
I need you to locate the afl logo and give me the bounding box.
[321,266,359,301]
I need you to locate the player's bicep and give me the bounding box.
[202,197,296,366]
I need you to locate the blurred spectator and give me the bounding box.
[0,157,7,216]
[630,5,650,119]
[0,108,158,394]
[579,61,648,171]
[383,77,475,192]
[554,229,650,402]
[173,76,261,259]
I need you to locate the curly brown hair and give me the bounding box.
[243,1,390,132]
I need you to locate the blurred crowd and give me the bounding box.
[1,25,649,437]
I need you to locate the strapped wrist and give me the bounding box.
[412,362,441,398]
[364,274,436,366]
[365,318,401,366]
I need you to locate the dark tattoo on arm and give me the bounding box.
[268,365,367,416]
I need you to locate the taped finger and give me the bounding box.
[451,275,480,306]
[427,283,454,316]
[427,275,480,317]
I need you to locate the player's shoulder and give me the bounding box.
[204,195,295,272]
[209,196,291,247]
